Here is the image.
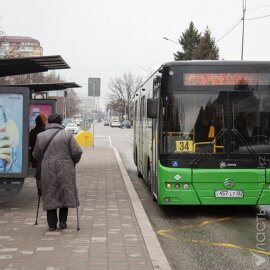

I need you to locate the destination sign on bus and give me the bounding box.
[184,73,270,86]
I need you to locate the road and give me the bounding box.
[94,124,270,270]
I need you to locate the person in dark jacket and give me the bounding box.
[238,114,261,144]
[33,113,82,231]
[29,115,45,168]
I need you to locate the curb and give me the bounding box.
[113,147,172,270]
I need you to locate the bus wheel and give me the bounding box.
[134,148,138,166]
[147,167,151,187]
[135,149,142,178]
[137,169,143,178]
[147,167,157,202]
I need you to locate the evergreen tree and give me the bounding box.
[173,22,219,61]
[173,21,201,60]
[193,27,219,60]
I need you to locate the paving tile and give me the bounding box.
[0,147,154,270]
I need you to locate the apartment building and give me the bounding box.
[0,36,43,58]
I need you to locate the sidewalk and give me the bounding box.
[0,145,170,270]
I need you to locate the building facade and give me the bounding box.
[78,95,100,118]
[0,36,43,58]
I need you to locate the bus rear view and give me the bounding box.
[136,61,270,205]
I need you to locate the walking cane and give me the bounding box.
[76,205,80,231]
[74,163,80,231]
[34,195,41,225]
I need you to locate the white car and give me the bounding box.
[65,122,80,134]
[111,120,121,128]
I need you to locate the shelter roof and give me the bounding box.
[0,55,70,77]
[0,82,80,92]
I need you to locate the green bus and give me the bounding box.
[133,61,270,205]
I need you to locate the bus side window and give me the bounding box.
[134,100,137,130]
[140,96,145,126]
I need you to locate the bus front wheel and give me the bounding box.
[137,169,143,178]
[147,167,157,202]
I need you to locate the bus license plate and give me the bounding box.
[215,190,244,198]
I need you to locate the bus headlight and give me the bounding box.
[175,184,180,189]
[166,183,172,189]
[183,184,189,189]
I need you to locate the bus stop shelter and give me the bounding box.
[0,55,80,203]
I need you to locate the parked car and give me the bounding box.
[62,118,72,127]
[111,120,121,128]
[104,121,110,126]
[65,122,81,134]
[120,120,131,129]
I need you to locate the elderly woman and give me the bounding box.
[33,114,82,231]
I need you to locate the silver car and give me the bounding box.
[111,120,121,128]
[65,122,80,134]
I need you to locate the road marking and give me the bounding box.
[182,238,270,256]
[175,216,233,230]
[156,216,233,238]
[157,216,270,256]
[108,135,112,147]
[157,229,177,240]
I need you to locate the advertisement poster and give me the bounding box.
[0,93,23,173]
[29,100,56,130]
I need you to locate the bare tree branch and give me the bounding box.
[107,72,142,120]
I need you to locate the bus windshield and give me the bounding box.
[161,89,270,156]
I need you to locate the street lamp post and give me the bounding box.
[163,36,180,45]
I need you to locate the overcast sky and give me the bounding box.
[1,0,270,108]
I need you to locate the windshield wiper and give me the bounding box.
[231,128,267,167]
[190,128,227,167]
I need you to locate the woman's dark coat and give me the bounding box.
[29,124,45,168]
[33,123,82,210]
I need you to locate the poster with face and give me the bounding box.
[29,100,56,130]
[0,93,24,173]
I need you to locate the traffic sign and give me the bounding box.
[80,120,91,131]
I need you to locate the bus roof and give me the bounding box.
[163,60,270,67]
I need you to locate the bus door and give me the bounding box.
[151,89,159,195]
[139,96,145,173]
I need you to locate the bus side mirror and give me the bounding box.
[147,98,158,119]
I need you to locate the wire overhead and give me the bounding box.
[216,2,270,43]
[247,4,270,10]
[246,14,270,20]
[216,17,242,42]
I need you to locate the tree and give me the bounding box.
[174,21,201,60]
[107,72,143,120]
[174,22,219,60]
[193,27,219,60]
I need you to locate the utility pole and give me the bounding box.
[64,91,67,119]
[0,17,3,35]
[241,0,246,60]
[92,82,96,148]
